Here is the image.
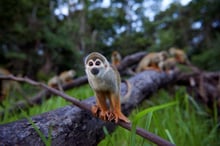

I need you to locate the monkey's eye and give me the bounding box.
[88,61,93,66]
[95,60,101,66]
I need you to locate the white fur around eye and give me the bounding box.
[95,59,101,66]
[88,60,94,66]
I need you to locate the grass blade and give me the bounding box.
[130,101,177,146]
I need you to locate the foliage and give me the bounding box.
[1,0,220,78]
[130,101,177,146]
[99,87,220,146]
[192,34,220,71]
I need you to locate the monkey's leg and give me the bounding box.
[151,63,162,72]
[175,56,185,64]
[110,93,130,123]
[93,91,109,121]
[143,66,161,72]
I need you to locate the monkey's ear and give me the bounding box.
[84,57,88,65]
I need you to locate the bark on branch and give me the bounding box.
[0,71,175,146]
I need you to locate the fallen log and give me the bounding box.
[0,70,175,146]
[0,52,146,118]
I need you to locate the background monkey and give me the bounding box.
[48,75,63,91]
[0,68,27,103]
[47,69,75,91]
[136,51,168,73]
[85,52,130,123]
[111,51,122,67]
[59,69,76,84]
[0,68,11,101]
[169,47,190,64]
[159,57,177,73]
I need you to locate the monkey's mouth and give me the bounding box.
[91,68,99,75]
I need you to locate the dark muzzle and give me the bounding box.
[91,68,99,75]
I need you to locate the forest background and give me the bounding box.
[1,0,220,79]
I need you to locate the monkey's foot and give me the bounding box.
[100,110,114,121]
[92,106,112,121]
[106,111,115,121]
[113,112,130,123]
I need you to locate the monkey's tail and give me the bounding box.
[121,79,132,103]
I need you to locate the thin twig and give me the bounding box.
[0,75,175,146]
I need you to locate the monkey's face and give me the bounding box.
[85,58,107,78]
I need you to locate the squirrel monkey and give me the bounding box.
[59,70,76,84]
[159,57,177,73]
[0,68,26,103]
[136,51,168,73]
[169,47,190,64]
[111,51,122,67]
[48,69,75,91]
[85,52,130,123]
[47,75,63,91]
[0,68,11,101]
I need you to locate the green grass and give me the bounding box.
[27,116,52,146]
[99,87,220,146]
[0,84,93,124]
[1,85,219,146]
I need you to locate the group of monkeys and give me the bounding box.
[84,48,189,123]
[46,47,188,92]
[0,48,189,123]
[136,47,189,74]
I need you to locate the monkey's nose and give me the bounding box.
[91,68,99,75]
